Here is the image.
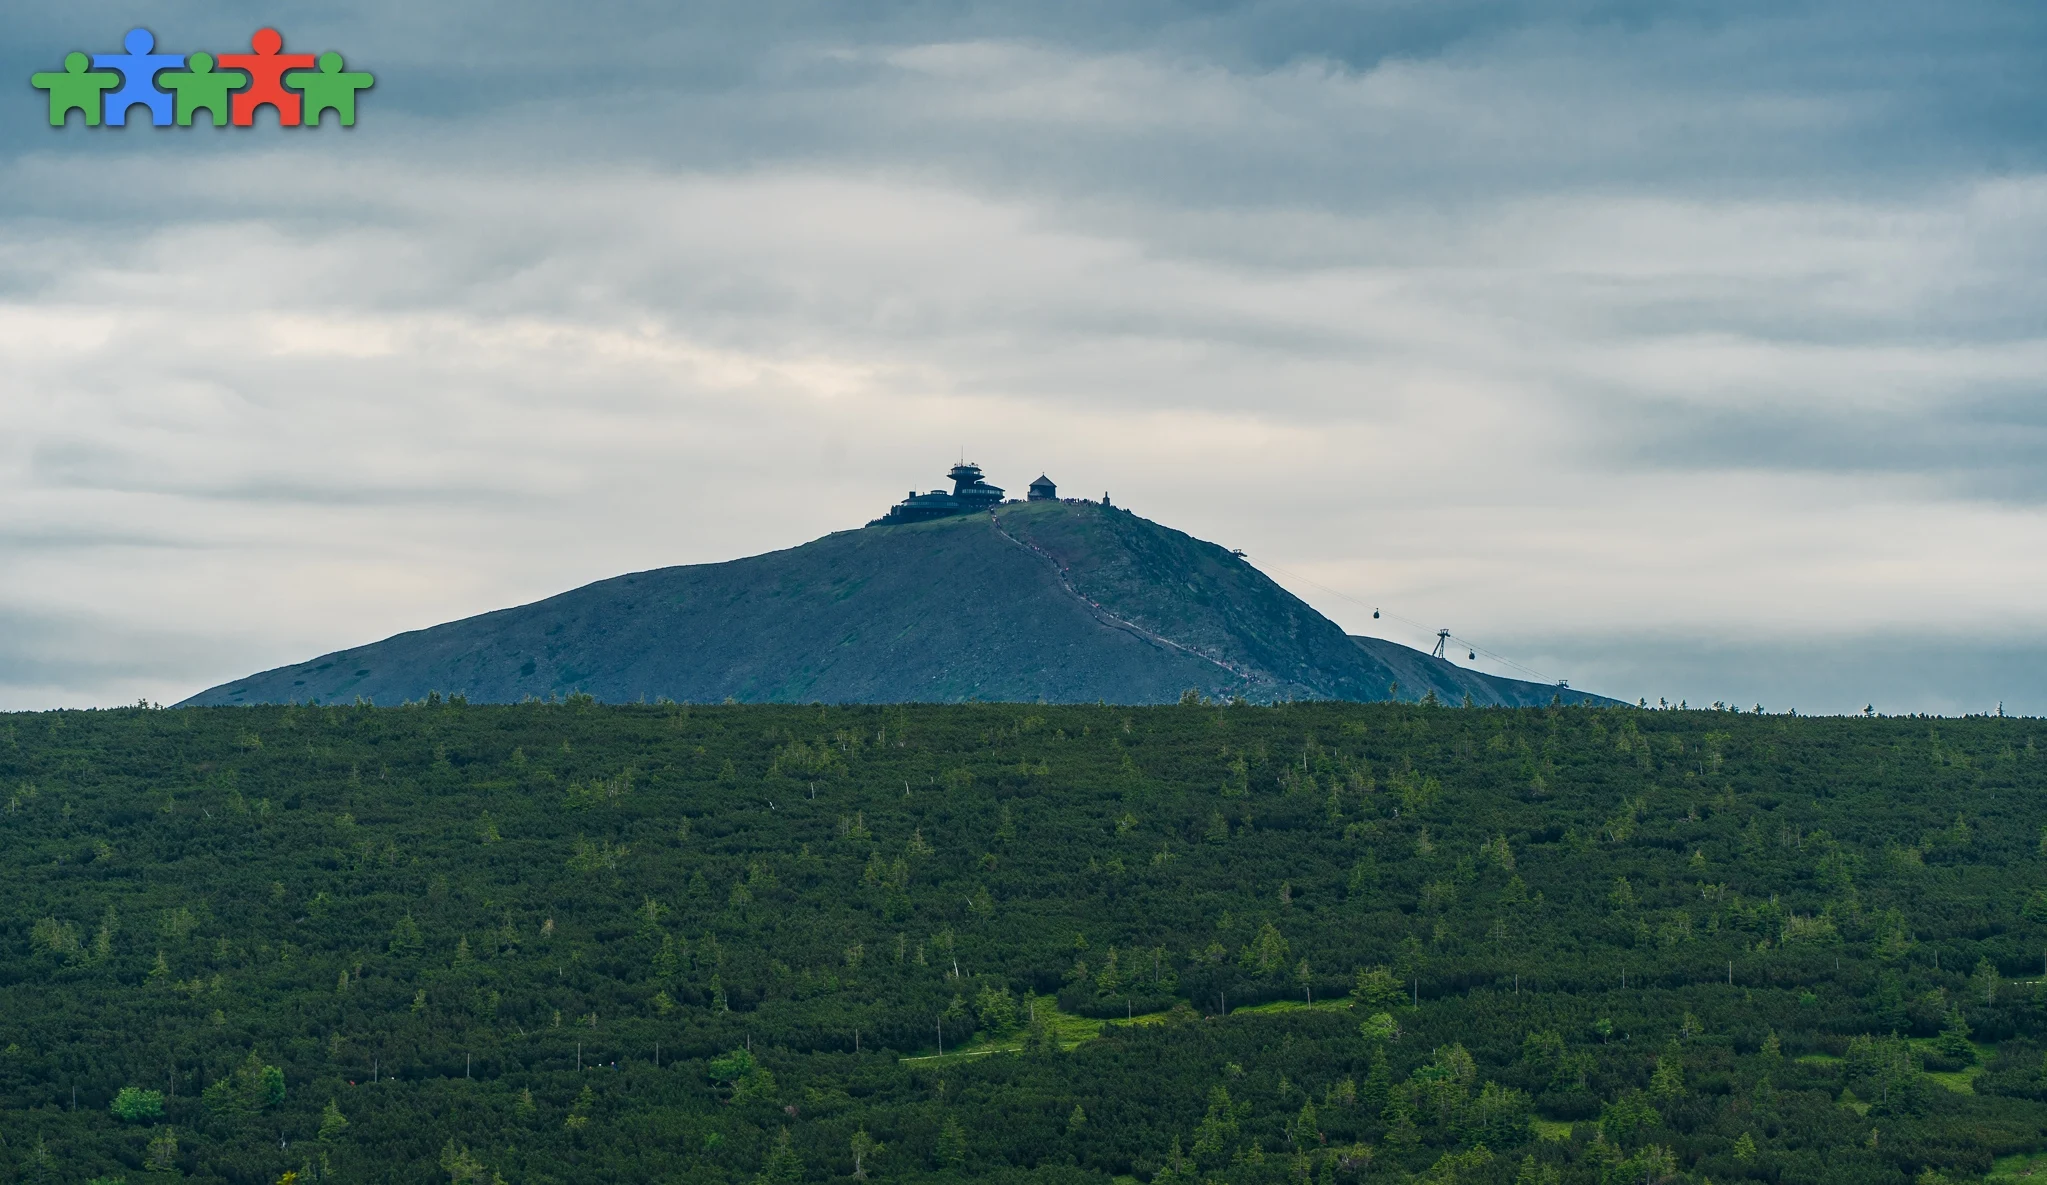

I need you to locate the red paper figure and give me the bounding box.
[218,28,314,126]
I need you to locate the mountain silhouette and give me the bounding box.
[180,499,1614,707]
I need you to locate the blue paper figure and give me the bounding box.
[94,28,184,127]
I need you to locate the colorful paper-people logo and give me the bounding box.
[31,28,373,128]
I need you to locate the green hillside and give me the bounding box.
[179,501,1611,708]
[2,701,2045,1183]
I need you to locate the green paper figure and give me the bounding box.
[285,52,375,127]
[30,52,120,127]
[160,52,248,127]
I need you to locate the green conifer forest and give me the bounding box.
[3,699,2046,1183]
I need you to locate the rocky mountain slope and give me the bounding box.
[181,500,1615,707]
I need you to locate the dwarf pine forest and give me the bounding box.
[2,699,2046,1184]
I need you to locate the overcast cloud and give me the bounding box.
[4,1,2045,713]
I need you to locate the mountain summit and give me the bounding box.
[182,479,1614,707]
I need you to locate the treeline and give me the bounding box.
[0,699,2044,1182]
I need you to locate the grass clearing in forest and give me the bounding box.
[902,1002,1109,1061]
[905,996,1347,1062]
[1924,1063,1985,1093]
[1530,1119,1574,1142]
[1907,1037,1994,1094]
[1228,998,1355,1017]
[1990,1150,2047,1180]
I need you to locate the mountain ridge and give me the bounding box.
[181,500,1616,708]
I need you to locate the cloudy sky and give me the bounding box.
[5,1,2046,714]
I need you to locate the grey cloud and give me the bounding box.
[28,438,536,507]
[1616,387,2047,499]
[0,526,215,552]
[10,1,2046,195]
[0,604,229,705]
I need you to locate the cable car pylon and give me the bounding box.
[1249,559,1563,686]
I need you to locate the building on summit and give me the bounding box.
[946,463,1006,511]
[873,463,1050,525]
[1027,474,1057,501]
